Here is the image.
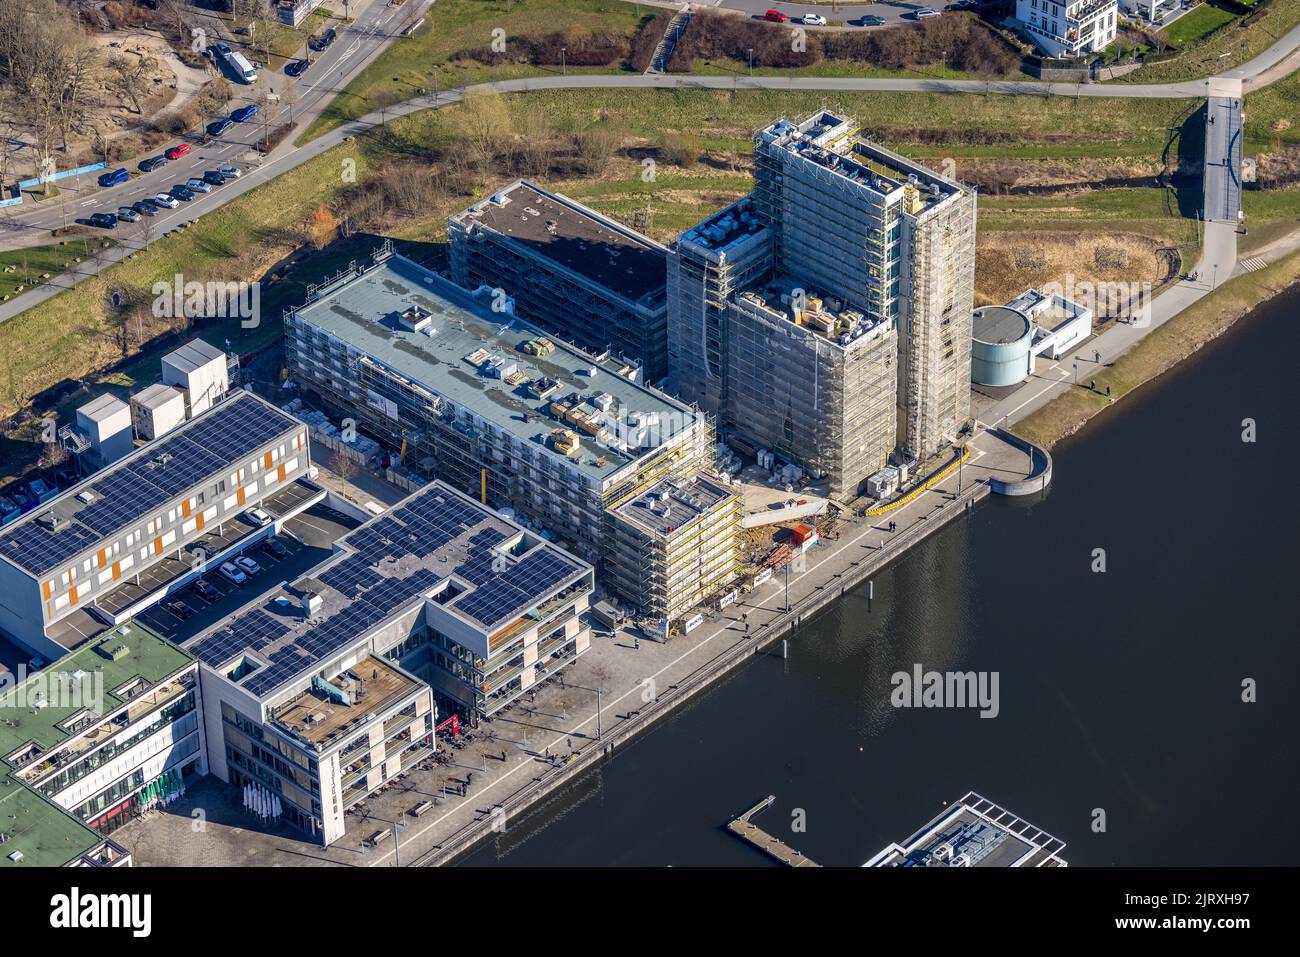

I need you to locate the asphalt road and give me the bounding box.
[0,13,1291,327]
[0,0,432,251]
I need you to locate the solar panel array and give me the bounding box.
[188,484,586,699]
[0,395,298,576]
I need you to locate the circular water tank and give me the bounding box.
[971,305,1033,387]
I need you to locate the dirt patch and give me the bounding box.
[976,230,1178,307]
[956,157,1169,194]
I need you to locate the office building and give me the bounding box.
[186,480,592,843]
[865,791,1068,867]
[0,621,202,838]
[0,391,313,657]
[449,180,672,384]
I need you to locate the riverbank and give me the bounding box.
[1017,245,1300,450]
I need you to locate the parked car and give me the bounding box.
[97,167,129,188]
[186,177,212,193]
[262,536,289,559]
[116,206,141,223]
[88,212,118,229]
[802,13,827,26]
[852,15,886,26]
[207,118,234,137]
[171,184,195,202]
[309,28,337,51]
[153,192,179,209]
[192,579,221,603]
[234,555,262,576]
[203,170,227,186]
[133,200,158,216]
[165,143,192,160]
[139,156,167,173]
[914,7,941,18]
[218,164,242,179]
[285,58,309,77]
[231,104,259,123]
[764,9,787,22]
[218,561,247,585]
[246,507,272,527]
[164,599,195,620]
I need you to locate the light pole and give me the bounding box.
[748,48,754,76]
[432,64,440,105]
[561,47,566,75]
[1073,359,1079,384]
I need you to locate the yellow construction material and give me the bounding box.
[864,446,970,517]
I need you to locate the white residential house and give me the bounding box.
[1016,0,1119,57]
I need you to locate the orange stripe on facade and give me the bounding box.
[182,500,192,519]
[237,487,247,506]
[196,512,205,532]
[69,585,78,606]
[97,548,107,568]
[264,451,273,469]
[42,580,51,600]
[153,537,163,555]
[278,463,286,482]
[112,560,121,581]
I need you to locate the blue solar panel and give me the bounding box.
[0,393,299,576]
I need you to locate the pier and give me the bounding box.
[727,795,820,867]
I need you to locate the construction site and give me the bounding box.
[668,112,978,505]
[282,244,727,637]
[448,180,673,385]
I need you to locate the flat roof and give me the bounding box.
[0,775,105,868]
[0,621,194,763]
[737,274,893,348]
[759,111,969,212]
[291,252,698,483]
[678,197,769,256]
[0,392,303,577]
[77,393,129,423]
[133,383,185,410]
[867,791,1068,867]
[271,655,420,748]
[614,474,735,538]
[453,180,669,305]
[162,338,225,374]
[972,306,1032,345]
[184,480,590,701]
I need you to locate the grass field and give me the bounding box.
[1162,5,1238,48]
[301,0,651,141]
[0,240,114,302]
[1118,0,1300,83]
[1017,247,1300,449]
[5,82,1297,454]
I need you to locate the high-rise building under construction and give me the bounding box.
[668,111,977,494]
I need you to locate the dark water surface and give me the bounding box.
[462,284,1300,867]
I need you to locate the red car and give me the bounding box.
[764,9,787,22]
[165,143,191,160]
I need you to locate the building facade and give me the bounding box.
[1015,0,1118,57]
[609,474,741,632]
[449,181,672,385]
[284,247,725,627]
[0,391,312,657]
[0,622,204,839]
[668,112,976,492]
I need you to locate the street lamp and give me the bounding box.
[432,64,440,106]
[561,47,566,75]
[748,48,754,76]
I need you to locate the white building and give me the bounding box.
[1016,0,1118,57]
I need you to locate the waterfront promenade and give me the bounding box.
[118,428,1035,867]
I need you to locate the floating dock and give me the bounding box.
[727,795,820,868]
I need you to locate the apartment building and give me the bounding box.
[449,180,672,384]
[0,391,313,658]
[284,246,722,627]
[668,112,976,493]
[609,474,741,633]
[1015,0,1119,57]
[0,621,203,838]
[186,480,592,843]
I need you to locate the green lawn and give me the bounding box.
[1117,0,1300,83]
[301,0,651,141]
[1162,5,1238,48]
[0,239,114,302]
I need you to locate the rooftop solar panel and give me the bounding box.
[0,393,300,577]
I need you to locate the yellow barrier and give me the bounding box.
[863,446,970,517]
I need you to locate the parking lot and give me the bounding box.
[133,504,359,645]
